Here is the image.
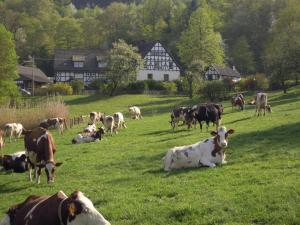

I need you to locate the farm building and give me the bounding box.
[16,65,52,93]
[136,41,181,81]
[54,41,182,85]
[205,65,241,82]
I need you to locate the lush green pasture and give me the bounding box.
[1,87,300,225]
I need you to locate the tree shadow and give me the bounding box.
[64,94,106,105]
[224,116,252,125]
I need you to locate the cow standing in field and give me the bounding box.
[23,127,62,184]
[129,106,142,119]
[4,123,24,142]
[170,107,191,130]
[40,118,67,135]
[231,94,245,111]
[100,114,116,135]
[90,112,102,123]
[163,126,235,171]
[113,112,127,130]
[255,92,272,116]
[0,190,111,225]
[0,151,27,173]
[72,127,105,144]
[194,104,222,131]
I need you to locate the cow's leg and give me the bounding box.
[28,165,33,182]
[35,167,41,184]
[222,153,227,164]
[206,121,209,131]
[199,159,216,168]
[263,107,266,116]
[199,120,203,131]
[123,122,127,128]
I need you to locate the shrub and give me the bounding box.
[49,83,73,95]
[71,80,84,94]
[238,73,269,91]
[161,82,177,94]
[126,81,148,94]
[199,80,229,101]
[0,97,69,129]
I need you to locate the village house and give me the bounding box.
[205,65,241,82]
[54,41,182,85]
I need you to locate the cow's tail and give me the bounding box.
[0,214,11,225]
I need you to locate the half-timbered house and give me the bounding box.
[137,41,181,81]
[205,65,241,82]
[54,49,107,85]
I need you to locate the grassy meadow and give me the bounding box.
[0,87,300,225]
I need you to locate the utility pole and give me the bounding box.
[31,56,35,96]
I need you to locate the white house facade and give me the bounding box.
[137,42,181,81]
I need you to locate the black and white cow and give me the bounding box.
[0,151,28,173]
[193,104,222,131]
[72,127,105,144]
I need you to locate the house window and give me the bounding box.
[147,73,153,80]
[154,61,159,70]
[169,62,173,69]
[98,62,107,68]
[74,61,84,68]
[164,74,169,81]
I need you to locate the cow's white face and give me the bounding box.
[211,126,235,148]
[45,162,56,183]
[68,192,110,225]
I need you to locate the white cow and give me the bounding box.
[83,123,97,133]
[163,126,235,171]
[113,112,127,130]
[100,115,116,135]
[255,92,272,116]
[4,123,24,142]
[90,112,102,123]
[129,106,142,119]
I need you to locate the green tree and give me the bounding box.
[229,36,255,75]
[106,39,143,96]
[178,3,224,67]
[264,0,300,93]
[0,24,19,102]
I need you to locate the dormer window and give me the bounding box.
[96,56,107,68]
[72,55,85,68]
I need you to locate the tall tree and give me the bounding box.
[106,39,143,96]
[178,3,224,66]
[0,24,19,102]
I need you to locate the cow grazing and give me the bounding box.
[83,123,97,133]
[194,104,221,131]
[100,114,116,135]
[129,106,142,119]
[89,112,102,123]
[113,112,127,129]
[255,92,272,116]
[72,127,105,144]
[0,151,27,173]
[40,117,67,135]
[0,190,111,225]
[163,126,235,171]
[231,94,245,111]
[23,127,62,184]
[170,107,193,130]
[4,123,24,142]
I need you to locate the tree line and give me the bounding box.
[0,0,299,99]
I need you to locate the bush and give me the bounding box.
[126,81,148,94]
[238,73,269,91]
[71,80,84,94]
[161,82,177,94]
[199,80,229,101]
[49,83,73,95]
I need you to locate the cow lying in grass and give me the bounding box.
[0,151,27,173]
[83,123,97,133]
[0,190,111,225]
[163,126,234,171]
[4,123,24,142]
[72,127,105,144]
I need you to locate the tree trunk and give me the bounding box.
[110,82,118,96]
[281,80,287,94]
[188,79,193,99]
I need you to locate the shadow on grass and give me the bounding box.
[0,182,31,194]
[225,116,252,125]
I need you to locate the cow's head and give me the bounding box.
[211,126,234,148]
[64,191,111,225]
[40,161,63,183]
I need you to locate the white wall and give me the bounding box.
[137,69,180,81]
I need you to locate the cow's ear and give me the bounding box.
[227,129,235,135]
[55,162,63,167]
[210,131,218,136]
[68,202,77,216]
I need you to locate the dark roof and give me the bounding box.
[206,65,241,78]
[136,41,156,58]
[54,48,108,72]
[18,65,52,83]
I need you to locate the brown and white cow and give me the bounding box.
[23,127,62,184]
[4,123,24,142]
[163,126,234,171]
[170,107,193,130]
[100,114,116,135]
[113,112,127,130]
[0,190,111,225]
[89,112,102,124]
[255,92,272,116]
[128,106,142,119]
[40,117,67,135]
[231,94,245,111]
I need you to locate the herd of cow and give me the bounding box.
[0,93,272,225]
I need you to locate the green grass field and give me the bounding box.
[1,87,300,225]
